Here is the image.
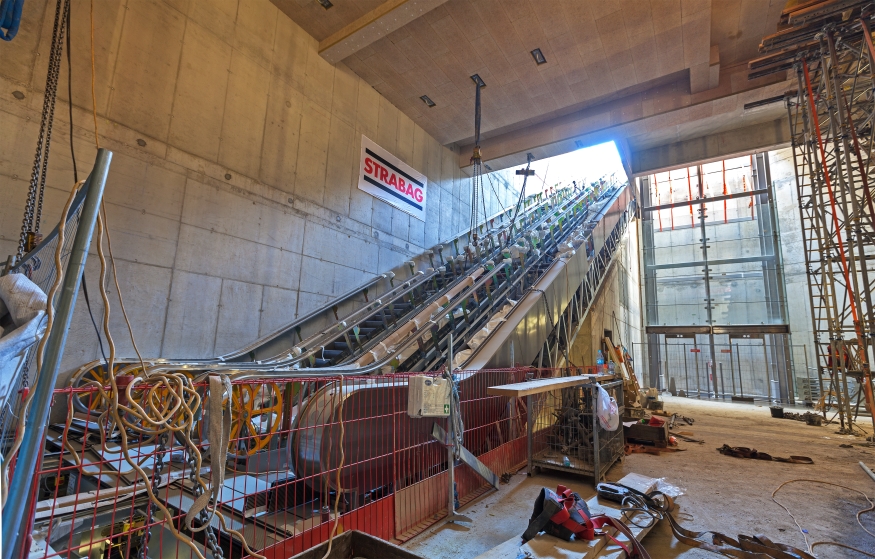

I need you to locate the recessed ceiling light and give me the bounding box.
[531,48,547,65]
[420,95,436,107]
[317,0,333,9]
[471,74,486,88]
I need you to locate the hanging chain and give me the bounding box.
[186,445,225,558]
[17,0,69,258]
[137,433,167,559]
[470,79,483,242]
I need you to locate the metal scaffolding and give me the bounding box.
[751,0,875,434]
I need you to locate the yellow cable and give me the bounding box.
[89,0,99,148]
[321,381,346,559]
[94,212,266,557]
[101,204,146,376]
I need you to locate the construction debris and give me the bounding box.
[716,445,813,464]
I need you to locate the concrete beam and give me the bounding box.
[459,63,792,175]
[318,0,449,64]
[629,118,791,176]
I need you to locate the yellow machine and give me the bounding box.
[603,337,641,408]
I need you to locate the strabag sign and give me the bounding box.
[358,135,427,221]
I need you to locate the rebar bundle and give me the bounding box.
[751,0,875,434]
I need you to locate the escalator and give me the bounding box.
[69,178,617,391]
[42,174,638,558]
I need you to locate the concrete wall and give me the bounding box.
[769,147,816,372]
[0,0,518,377]
[568,223,644,384]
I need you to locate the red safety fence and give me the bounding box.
[20,366,597,559]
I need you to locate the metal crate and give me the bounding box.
[529,379,624,484]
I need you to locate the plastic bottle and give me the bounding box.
[596,350,605,373]
[608,360,615,374]
[563,456,571,467]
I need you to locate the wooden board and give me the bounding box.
[472,495,658,559]
[486,375,615,398]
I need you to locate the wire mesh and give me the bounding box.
[20,367,607,559]
[529,379,624,482]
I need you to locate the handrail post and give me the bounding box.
[2,148,112,559]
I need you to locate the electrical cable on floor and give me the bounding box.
[772,479,875,557]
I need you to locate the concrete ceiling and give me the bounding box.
[272,0,388,42]
[274,0,792,175]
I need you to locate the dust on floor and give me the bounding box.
[402,396,875,559]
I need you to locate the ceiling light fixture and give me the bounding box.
[317,0,333,9]
[470,74,486,88]
[420,95,436,107]
[531,48,547,65]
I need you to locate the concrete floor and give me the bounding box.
[403,397,875,559]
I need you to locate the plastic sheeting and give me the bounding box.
[0,274,48,410]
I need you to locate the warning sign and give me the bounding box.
[358,135,427,221]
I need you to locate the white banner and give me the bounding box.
[358,135,427,221]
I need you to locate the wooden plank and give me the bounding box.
[487,375,614,398]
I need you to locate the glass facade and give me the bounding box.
[640,154,795,402]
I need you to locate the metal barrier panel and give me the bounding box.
[635,340,817,405]
[21,367,610,559]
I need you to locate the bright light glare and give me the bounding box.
[514,141,627,195]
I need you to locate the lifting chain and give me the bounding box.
[470,76,484,238]
[17,0,70,259]
[137,433,167,559]
[186,445,225,558]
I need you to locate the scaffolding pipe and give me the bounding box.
[2,148,112,559]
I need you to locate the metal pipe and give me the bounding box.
[860,461,875,485]
[737,343,744,398]
[729,345,736,396]
[447,331,456,517]
[683,343,690,396]
[2,148,112,559]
